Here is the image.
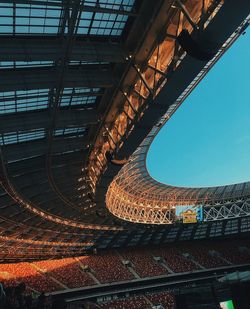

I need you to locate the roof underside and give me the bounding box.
[0,0,250,262]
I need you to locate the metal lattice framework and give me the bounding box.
[0,0,141,260]
[106,14,250,224]
[204,199,250,221]
[0,0,249,261]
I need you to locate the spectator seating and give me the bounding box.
[212,241,250,265]
[155,247,200,273]
[147,291,176,308]
[79,252,134,283]
[98,295,150,309]
[98,291,175,309]
[0,262,60,292]
[178,242,227,268]
[121,248,167,278]
[34,258,94,288]
[0,239,249,293]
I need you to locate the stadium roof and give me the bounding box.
[0,0,249,262]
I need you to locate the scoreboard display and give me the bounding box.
[175,205,203,223]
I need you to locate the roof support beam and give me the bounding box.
[0,1,137,16]
[0,65,114,92]
[0,109,98,134]
[8,151,86,176]
[3,138,88,162]
[0,37,126,63]
[12,168,79,188]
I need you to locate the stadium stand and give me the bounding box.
[0,239,249,294]
[120,247,167,278]
[98,295,150,309]
[79,252,134,283]
[146,291,176,308]
[34,258,94,289]
[154,247,200,273]
[212,241,250,265]
[0,2,250,309]
[0,262,60,292]
[178,243,228,269]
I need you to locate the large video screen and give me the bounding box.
[175,205,203,223]
[219,300,235,309]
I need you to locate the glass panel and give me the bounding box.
[0,129,45,145]
[54,127,86,137]
[0,89,49,114]
[60,87,100,107]
[78,0,135,36]
[0,3,62,35]
[0,0,135,35]
[0,61,54,68]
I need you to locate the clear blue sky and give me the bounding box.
[147,29,250,188]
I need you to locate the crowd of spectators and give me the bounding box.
[96,291,175,309]
[98,295,150,309]
[0,282,67,309]
[0,239,249,293]
[0,282,175,309]
[146,291,175,308]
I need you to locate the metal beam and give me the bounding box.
[175,0,198,31]
[8,150,85,176]
[0,1,137,16]
[12,168,79,188]
[0,65,114,92]
[0,109,98,134]
[0,37,126,63]
[96,0,250,216]
[51,150,86,166]
[3,137,88,162]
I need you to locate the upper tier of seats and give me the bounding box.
[0,239,249,293]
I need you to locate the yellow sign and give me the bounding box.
[182,209,197,223]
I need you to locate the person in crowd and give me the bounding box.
[24,293,33,309]
[51,297,67,309]
[0,282,6,307]
[37,292,46,309]
[15,282,26,309]
[5,287,18,309]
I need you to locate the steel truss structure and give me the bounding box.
[106,12,250,224]
[204,199,250,221]
[0,0,249,261]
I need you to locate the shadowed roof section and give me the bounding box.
[0,0,249,262]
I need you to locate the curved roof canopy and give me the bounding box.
[0,0,249,262]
